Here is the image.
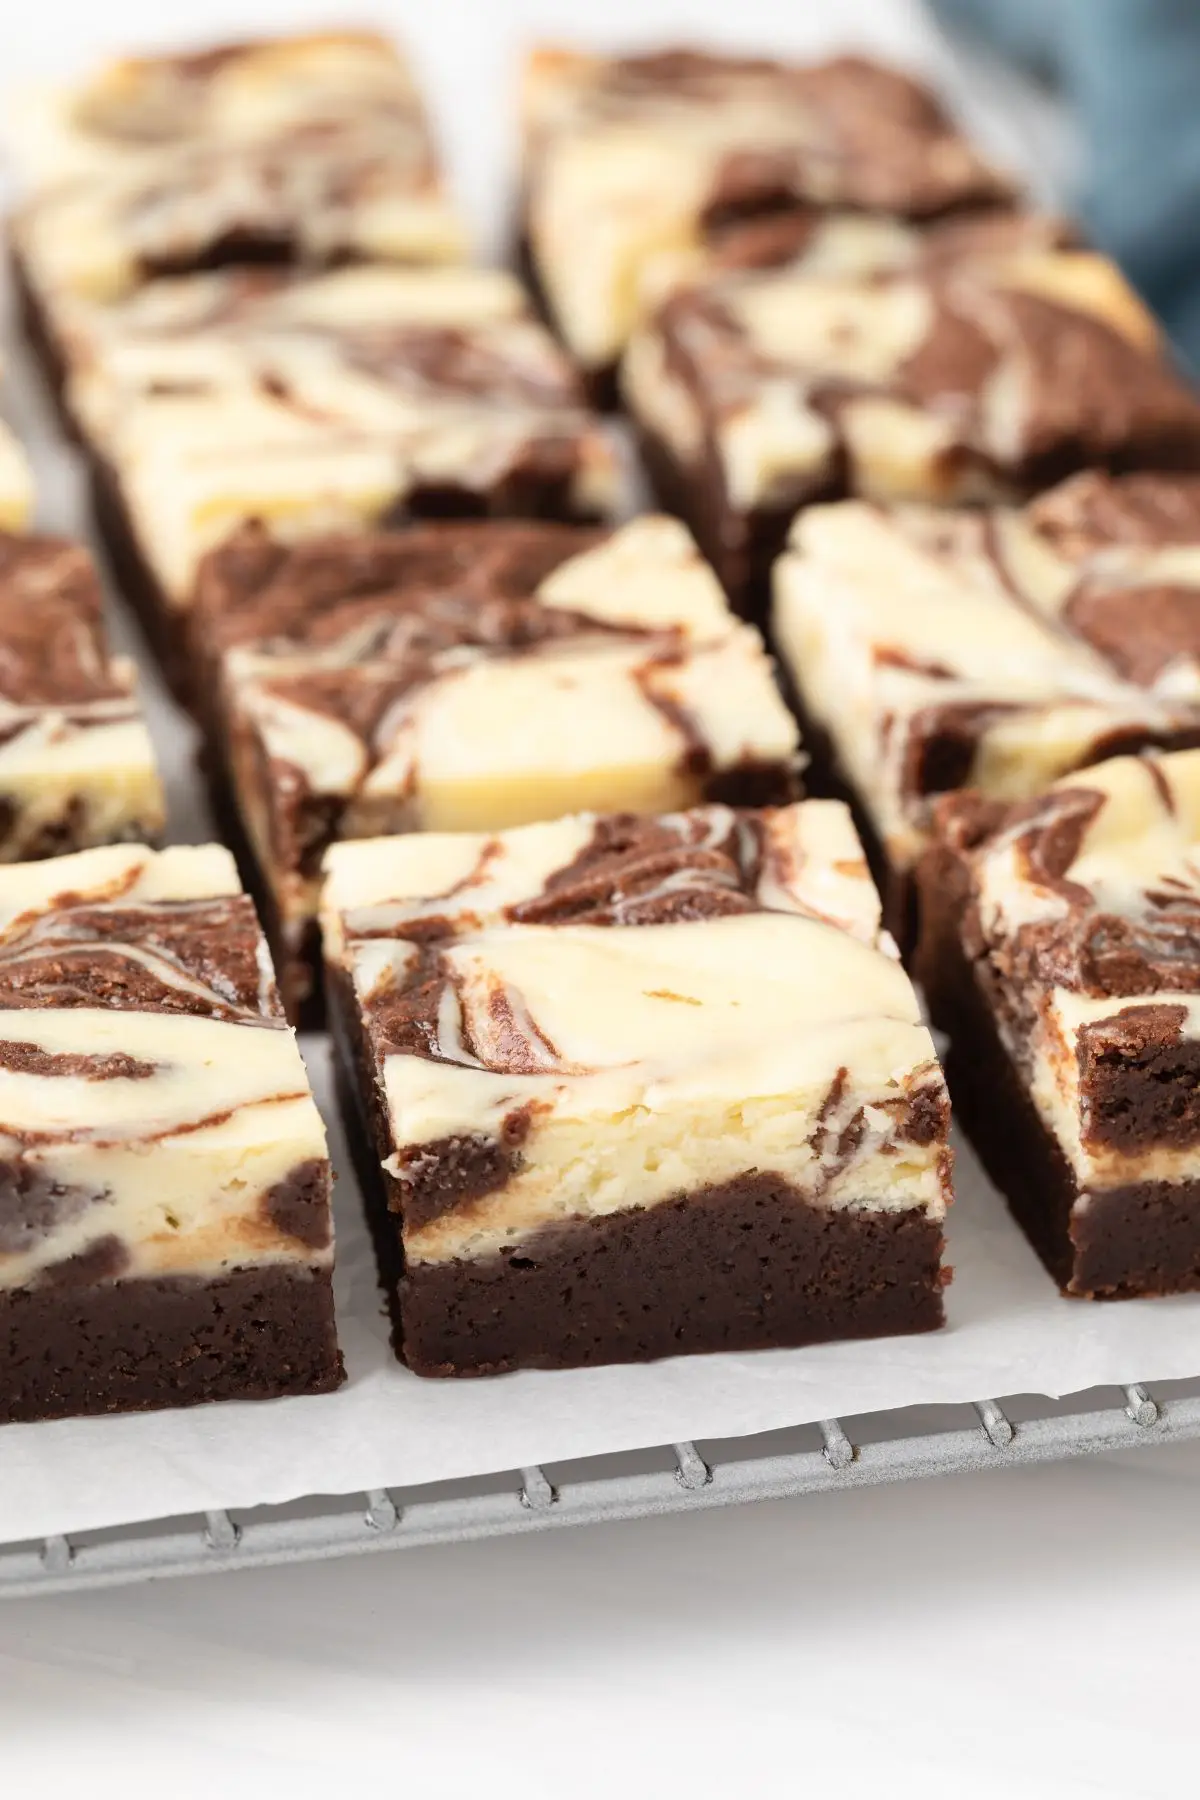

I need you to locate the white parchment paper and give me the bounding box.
[2,10,1183,1548]
[6,1093,1200,1544]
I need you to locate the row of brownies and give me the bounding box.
[0,31,1198,1424]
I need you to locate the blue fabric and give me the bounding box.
[931,0,1200,369]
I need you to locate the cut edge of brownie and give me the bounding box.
[917,835,1200,1298]
[327,945,947,1376]
[635,415,838,628]
[0,1261,344,1425]
[514,226,621,411]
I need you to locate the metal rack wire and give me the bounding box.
[4,1378,1198,1599]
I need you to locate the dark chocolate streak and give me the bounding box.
[0,896,281,1023]
[364,940,563,1078]
[510,810,766,926]
[654,270,1200,525]
[396,1107,537,1232]
[1065,581,1200,685]
[1028,469,1200,559]
[590,51,1010,221]
[344,326,584,410]
[973,782,1200,998]
[0,1163,108,1255]
[0,532,128,705]
[36,1234,130,1289]
[194,519,607,661]
[0,1041,156,1080]
[262,1157,334,1250]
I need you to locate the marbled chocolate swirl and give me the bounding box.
[205,516,800,1003]
[773,484,1200,875]
[0,532,164,863]
[323,798,949,1266]
[0,843,331,1293]
[625,249,1200,519]
[521,44,1014,371]
[10,31,466,306]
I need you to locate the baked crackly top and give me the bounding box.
[521,46,1014,220]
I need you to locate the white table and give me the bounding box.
[4,1440,1198,1797]
[2,4,1179,1793]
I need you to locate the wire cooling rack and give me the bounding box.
[4,1377,1199,1599]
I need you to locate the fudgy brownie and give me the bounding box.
[7,31,465,320]
[194,514,801,1018]
[321,800,952,1375]
[918,749,1200,1299]
[518,45,1014,400]
[771,481,1200,940]
[0,532,164,861]
[625,249,1200,618]
[51,265,621,684]
[0,842,343,1423]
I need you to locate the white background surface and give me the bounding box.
[1,3,1191,1796]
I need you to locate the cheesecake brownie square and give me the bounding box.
[0,532,164,861]
[322,801,952,1375]
[518,46,1013,400]
[8,30,465,332]
[625,249,1200,617]
[194,514,800,1018]
[57,265,621,681]
[772,487,1200,940]
[919,749,1200,1298]
[0,842,342,1423]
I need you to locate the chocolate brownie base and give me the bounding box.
[917,877,1200,1297]
[330,964,946,1374]
[400,1187,947,1376]
[0,1261,343,1424]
